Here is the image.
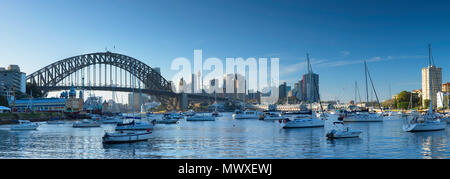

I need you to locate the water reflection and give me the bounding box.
[0,114,448,158]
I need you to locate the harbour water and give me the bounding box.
[0,112,449,159]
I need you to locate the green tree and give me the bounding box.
[423,99,430,109]
[26,83,44,98]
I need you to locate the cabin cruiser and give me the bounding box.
[46,117,65,124]
[156,113,182,124]
[186,114,216,121]
[73,119,101,128]
[11,120,39,130]
[280,113,325,128]
[103,129,152,144]
[115,120,155,130]
[263,111,286,121]
[326,122,362,139]
[233,110,263,120]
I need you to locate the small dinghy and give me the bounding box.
[326,122,362,139]
[103,129,152,144]
[11,120,39,130]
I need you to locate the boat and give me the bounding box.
[281,54,326,129]
[326,122,362,139]
[103,129,152,144]
[11,120,39,130]
[263,111,286,121]
[115,120,155,130]
[342,111,384,122]
[233,110,263,119]
[101,116,124,124]
[403,44,446,132]
[282,110,312,120]
[46,117,65,124]
[156,113,182,124]
[186,114,216,121]
[281,113,325,128]
[182,110,196,116]
[211,111,222,117]
[73,119,101,128]
[343,61,384,122]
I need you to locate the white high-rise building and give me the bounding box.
[421,59,442,108]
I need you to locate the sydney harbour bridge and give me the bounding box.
[26,52,230,110]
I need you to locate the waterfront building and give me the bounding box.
[14,98,66,112]
[128,93,148,111]
[421,66,442,108]
[301,72,319,103]
[0,65,26,95]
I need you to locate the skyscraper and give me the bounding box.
[422,66,442,108]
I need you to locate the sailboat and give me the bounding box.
[106,64,153,143]
[343,61,383,122]
[281,53,325,128]
[403,44,446,132]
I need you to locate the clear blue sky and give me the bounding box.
[0,0,449,102]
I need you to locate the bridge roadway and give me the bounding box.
[43,85,228,102]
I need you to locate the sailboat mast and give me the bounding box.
[307,53,312,111]
[364,61,369,107]
[428,44,433,114]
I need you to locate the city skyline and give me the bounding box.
[1,0,449,103]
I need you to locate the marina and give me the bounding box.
[0,113,449,159]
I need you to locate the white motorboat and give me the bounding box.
[115,120,155,130]
[11,120,39,130]
[73,119,101,128]
[326,122,362,139]
[263,112,286,121]
[186,114,216,121]
[102,130,152,144]
[233,110,262,120]
[281,114,325,128]
[46,117,65,124]
[282,110,312,120]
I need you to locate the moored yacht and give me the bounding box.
[11,120,39,130]
[326,122,362,139]
[263,111,286,121]
[186,114,216,121]
[115,120,155,130]
[403,44,446,132]
[156,113,182,124]
[232,110,263,120]
[280,113,325,128]
[103,130,152,144]
[73,119,101,128]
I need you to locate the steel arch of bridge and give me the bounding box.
[26,52,179,110]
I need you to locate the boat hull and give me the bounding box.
[103,132,151,144]
[403,122,446,132]
[282,119,325,128]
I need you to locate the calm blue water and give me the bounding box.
[0,112,449,159]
